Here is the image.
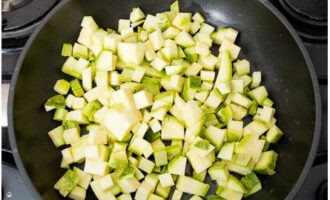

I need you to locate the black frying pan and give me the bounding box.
[8,0,321,199]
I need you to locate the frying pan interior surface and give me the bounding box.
[9,0,321,199]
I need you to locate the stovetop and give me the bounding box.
[1,0,327,200]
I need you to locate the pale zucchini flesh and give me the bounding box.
[45,2,284,199]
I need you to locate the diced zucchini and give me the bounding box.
[208,161,229,181]
[205,113,220,127]
[155,183,171,199]
[104,33,122,53]
[190,21,201,34]
[54,79,71,95]
[108,143,129,169]
[166,144,182,160]
[219,40,241,59]
[231,79,244,93]
[150,55,168,72]
[200,23,215,34]
[168,155,187,175]
[241,172,262,196]
[103,106,139,141]
[48,126,65,147]
[65,110,89,124]
[62,43,72,57]
[118,194,133,200]
[227,120,243,142]
[163,26,180,39]
[138,157,155,173]
[262,97,274,107]
[149,29,165,51]
[88,127,108,145]
[198,54,218,70]
[172,13,192,31]
[251,71,261,88]
[175,31,195,47]
[266,125,283,143]
[188,75,202,90]
[254,150,278,175]
[148,194,165,200]
[231,93,252,108]
[70,79,84,97]
[90,180,116,200]
[172,189,183,200]
[218,142,235,161]
[118,42,145,65]
[118,19,130,33]
[148,118,161,133]
[44,95,66,111]
[54,169,80,197]
[191,137,215,157]
[157,13,171,31]
[82,101,102,121]
[151,139,168,166]
[194,32,212,47]
[243,120,269,136]
[97,174,114,190]
[248,86,268,105]
[189,195,203,200]
[73,43,88,59]
[63,128,80,144]
[133,90,153,109]
[129,136,153,158]
[211,28,238,45]
[160,75,184,92]
[195,90,209,103]
[192,12,205,23]
[95,50,116,71]
[187,149,212,174]
[227,174,247,193]
[176,176,210,197]
[72,97,86,110]
[206,195,225,200]
[201,81,214,91]
[130,7,145,22]
[216,186,243,200]
[248,100,258,116]
[143,15,159,33]
[215,50,232,86]
[201,70,215,82]
[81,67,92,91]
[234,59,250,76]
[258,106,275,123]
[184,47,199,63]
[205,126,226,149]
[158,173,175,187]
[73,167,92,190]
[84,160,109,176]
[217,105,233,123]
[45,4,285,199]
[193,170,207,182]
[182,100,205,136]
[170,1,180,12]
[205,89,223,109]
[195,41,211,56]
[161,115,184,140]
[165,65,184,75]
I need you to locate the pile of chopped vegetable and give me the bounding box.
[45,1,284,199]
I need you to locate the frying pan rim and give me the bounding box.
[8,0,322,199]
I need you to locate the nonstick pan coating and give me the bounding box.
[9,0,321,199]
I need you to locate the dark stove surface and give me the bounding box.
[1,0,327,200]
[281,0,327,22]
